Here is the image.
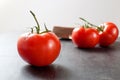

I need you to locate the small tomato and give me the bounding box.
[72,26,99,48]
[99,22,119,47]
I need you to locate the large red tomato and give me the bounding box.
[17,11,61,67]
[99,22,119,47]
[17,32,61,66]
[72,27,100,48]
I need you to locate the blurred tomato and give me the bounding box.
[72,27,99,48]
[99,22,119,47]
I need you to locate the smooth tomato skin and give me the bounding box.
[17,32,61,66]
[99,22,119,47]
[72,27,100,48]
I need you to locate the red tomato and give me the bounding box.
[99,22,119,47]
[17,32,61,66]
[71,27,100,48]
[17,11,61,67]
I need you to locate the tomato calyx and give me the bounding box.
[30,11,51,34]
[79,17,104,32]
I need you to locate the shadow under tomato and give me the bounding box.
[21,64,71,80]
[74,39,120,54]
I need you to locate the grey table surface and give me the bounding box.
[0,32,120,80]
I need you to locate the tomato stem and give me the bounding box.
[79,17,97,27]
[30,11,40,34]
[44,23,49,32]
[79,17,103,32]
[31,28,34,33]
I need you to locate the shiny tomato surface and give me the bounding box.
[99,22,119,47]
[17,32,61,66]
[72,27,99,48]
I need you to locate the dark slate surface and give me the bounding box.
[0,33,120,80]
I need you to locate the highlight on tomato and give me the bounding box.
[17,11,61,67]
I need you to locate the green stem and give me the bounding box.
[79,17,103,32]
[79,17,98,27]
[30,11,40,34]
[40,23,51,33]
[44,23,49,32]
[31,28,33,33]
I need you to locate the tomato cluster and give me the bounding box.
[72,18,119,48]
[17,11,119,67]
